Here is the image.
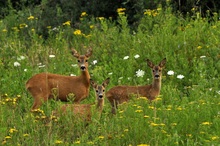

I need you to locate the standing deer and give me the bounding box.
[26,48,92,110]
[52,78,110,122]
[106,58,166,114]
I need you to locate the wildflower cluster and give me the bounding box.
[0,94,21,107]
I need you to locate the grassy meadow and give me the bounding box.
[0,6,220,146]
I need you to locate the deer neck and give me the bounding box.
[80,70,90,85]
[97,99,104,113]
[152,78,161,91]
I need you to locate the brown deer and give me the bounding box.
[106,58,166,114]
[52,78,110,122]
[26,48,92,110]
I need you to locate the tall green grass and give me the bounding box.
[0,6,220,145]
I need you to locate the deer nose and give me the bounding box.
[80,66,86,70]
[155,74,160,78]
[99,95,103,98]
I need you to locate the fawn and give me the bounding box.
[26,48,92,110]
[106,58,166,114]
[52,78,110,122]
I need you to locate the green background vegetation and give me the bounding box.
[0,0,220,145]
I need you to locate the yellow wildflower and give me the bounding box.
[117,8,126,15]
[2,29,7,32]
[135,110,143,113]
[144,115,150,118]
[28,16,35,20]
[211,136,219,140]
[98,17,104,20]
[81,12,87,17]
[55,140,63,144]
[98,135,104,139]
[23,134,29,137]
[63,21,71,26]
[137,144,150,146]
[5,136,11,139]
[197,46,202,49]
[90,25,94,29]
[73,29,82,35]
[144,9,152,16]
[201,122,212,125]
[9,128,18,133]
[74,140,80,144]
[124,129,129,132]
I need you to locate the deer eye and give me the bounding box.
[96,90,98,93]
[103,90,105,92]
[152,70,155,72]
[78,60,80,63]
[85,60,88,62]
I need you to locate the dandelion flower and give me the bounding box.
[63,21,71,26]
[23,134,29,137]
[14,61,21,67]
[134,54,140,58]
[123,56,129,60]
[167,70,174,75]
[55,140,63,144]
[136,69,145,77]
[98,136,104,139]
[27,16,34,20]
[201,122,212,125]
[177,74,184,79]
[73,29,82,35]
[81,12,87,17]
[74,140,80,144]
[9,128,18,133]
[137,144,150,146]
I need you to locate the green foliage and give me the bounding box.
[0,6,220,145]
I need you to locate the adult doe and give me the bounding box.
[52,78,110,122]
[26,48,92,110]
[106,58,166,114]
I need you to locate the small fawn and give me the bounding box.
[26,48,92,110]
[106,58,166,114]
[52,78,110,122]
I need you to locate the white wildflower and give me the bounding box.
[200,56,206,59]
[14,62,21,67]
[167,70,174,76]
[71,64,78,67]
[134,54,140,59]
[24,69,27,72]
[17,56,25,60]
[123,56,129,60]
[70,74,76,76]
[108,72,113,75]
[177,74,184,79]
[92,60,97,65]
[49,55,55,58]
[136,69,145,77]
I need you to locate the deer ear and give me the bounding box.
[146,59,154,68]
[90,79,97,88]
[102,78,110,87]
[85,47,93,58]
[72,49,80,58]
[159,58,166,68]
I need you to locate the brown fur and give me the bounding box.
[52,78,110,123]
[26,48,93,110]
[106,58,166,114]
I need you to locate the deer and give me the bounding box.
[106,58,166,114]
[25,48,92,111]
[51,78,110,123]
